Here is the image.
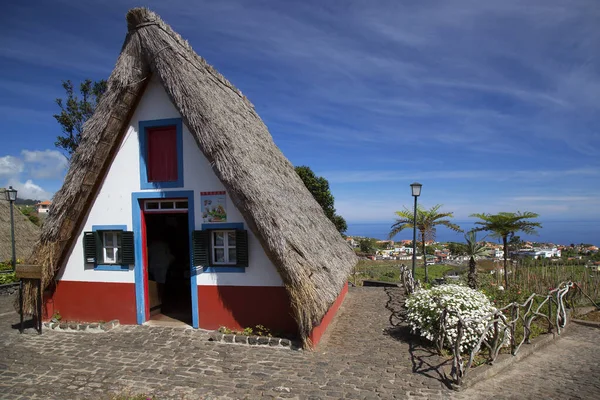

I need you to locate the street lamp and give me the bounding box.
[410,182,422,279]
[4,186,18,272]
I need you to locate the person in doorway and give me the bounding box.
[148,239,175,302]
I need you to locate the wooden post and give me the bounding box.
[15,265,43,334]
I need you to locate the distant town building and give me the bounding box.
[516,247,561,259]
[345,237,358,248]
[35,200,51,214]
[376,240,394,249]
[394,246,413,254]
[491,249,504,259]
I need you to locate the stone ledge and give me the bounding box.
[208,332,301,350]
[572,318,600,328]
[44,319,120,333]
[455,322,569,391]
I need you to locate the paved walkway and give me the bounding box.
[0,287,451,399]
[0,287,599,399]
[454,322,600,400]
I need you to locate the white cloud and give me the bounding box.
[0,156,24,179]
[6,179,52,201]
[21,149,68,179]
[0,149,65,200]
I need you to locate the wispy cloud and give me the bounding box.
[512,196,600,202]
[0,149,66,200]
[322,168,600,184]
[1,0,599,222]
[21,150,68,179]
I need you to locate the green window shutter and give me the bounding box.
[235,230,249,267]
[121,231,135,265]
[95,231,104,264]
[83,232,97,264]
[192,230,210,266]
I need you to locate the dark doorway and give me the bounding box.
[144,212,191,324]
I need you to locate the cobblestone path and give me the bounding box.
[454,322,600,400]
[0,287,450,399]
[1,288,598,399]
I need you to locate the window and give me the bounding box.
[212,231,237,265]
[192,227,248,269]
[139,118,184,189]
[144,200,188,212]
[84,226,135,270]
[102,231,122,264]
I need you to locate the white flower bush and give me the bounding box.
[406,284,507,353]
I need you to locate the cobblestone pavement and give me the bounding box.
[1,288,599,400]
[0,287,451,399]
[454,322,600,400]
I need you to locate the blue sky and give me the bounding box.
[1,0,599,226]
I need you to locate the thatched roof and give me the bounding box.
[26,7,357,343]
[0,189,40,263]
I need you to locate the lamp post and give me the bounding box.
[410,182,422,279]
[4,186,18,272]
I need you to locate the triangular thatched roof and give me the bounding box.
[26,8,357,342]
[0,189,40,263]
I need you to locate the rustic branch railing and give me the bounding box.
[399,265,419,294]
[439,281,573,386]
[397,267,574,387]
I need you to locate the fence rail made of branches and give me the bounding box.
[399,266,578,387]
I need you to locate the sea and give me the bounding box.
[346,220,600,246]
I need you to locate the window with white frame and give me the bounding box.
[83,227,134,268]
[102,231,122,264]
[211,231,237,264]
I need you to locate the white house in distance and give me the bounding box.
[491,249,504,259]
[394,246,413,254]
[35,200,51,214]
[517,247,561,259]
[27,8,356,347]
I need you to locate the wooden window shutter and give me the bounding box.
[147,126,177,182]
[235,230,249,267]
[121,231,135,265]
[83,232,97,264]
[192,230,210,266]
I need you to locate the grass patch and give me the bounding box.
[352,260,458,286]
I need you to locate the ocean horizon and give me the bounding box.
[346,220,600,246]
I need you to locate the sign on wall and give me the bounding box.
[201,191,227,223]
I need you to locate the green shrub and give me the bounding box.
[0,272,18,285]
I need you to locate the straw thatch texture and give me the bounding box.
[27,7,357,343]
[0,191,40,263]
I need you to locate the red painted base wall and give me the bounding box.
[197,285,297,334]
[308,282,348,347]
[45,281,137,324]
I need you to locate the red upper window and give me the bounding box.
[146,126,177,182]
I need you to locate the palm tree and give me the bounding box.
[463,231,490,289]
[389,204,461,282]
[470,211,541,289]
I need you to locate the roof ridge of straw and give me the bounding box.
[126,8,252,108]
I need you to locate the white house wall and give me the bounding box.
[59,76,283,287]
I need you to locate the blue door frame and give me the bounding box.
[131,191,198,328]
